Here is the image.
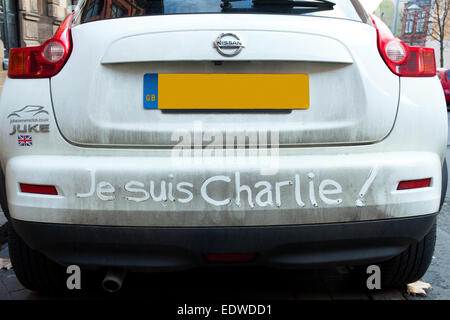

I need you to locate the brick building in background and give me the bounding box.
[400,0,432,46]
[0,0,77,70]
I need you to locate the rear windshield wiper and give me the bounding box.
[221,0,335,10]
[252,0,335,8]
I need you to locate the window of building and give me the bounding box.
[405,12,414,34]
[416,11,426,33]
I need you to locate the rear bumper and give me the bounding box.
[5,152,442,227]
[11,213,437,270]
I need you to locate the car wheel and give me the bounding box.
[357,223,436,288]
[440,158,448,211]
[0,167,9,221]
[8,223,68,294]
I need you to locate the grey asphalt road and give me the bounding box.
[0,212,5,226]
[1,116,450,300]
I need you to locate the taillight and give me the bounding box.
[370,14,436,77]
[8,13,74,79]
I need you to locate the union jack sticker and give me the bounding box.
[18,135,32,147]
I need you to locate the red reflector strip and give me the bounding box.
[397,178,431,190]
[20,184,58,195]
[204,253,256,263]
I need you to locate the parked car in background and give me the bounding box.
[437,68,450,109]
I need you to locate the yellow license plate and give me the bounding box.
[143,73,309,109]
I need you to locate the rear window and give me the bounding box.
[76,0,368,24]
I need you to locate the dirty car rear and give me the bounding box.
[0,0,447,292]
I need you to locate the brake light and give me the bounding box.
[204,253,256,263]
[370,14,436,77]
[8,13,74,79]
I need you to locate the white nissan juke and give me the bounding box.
[0,0,447,294]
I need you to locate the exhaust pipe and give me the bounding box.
[102,268,127,293]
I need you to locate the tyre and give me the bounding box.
[8,223,68,294]
[358,223,436,288]
[0,167,9,221]
[440,158,448,211]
